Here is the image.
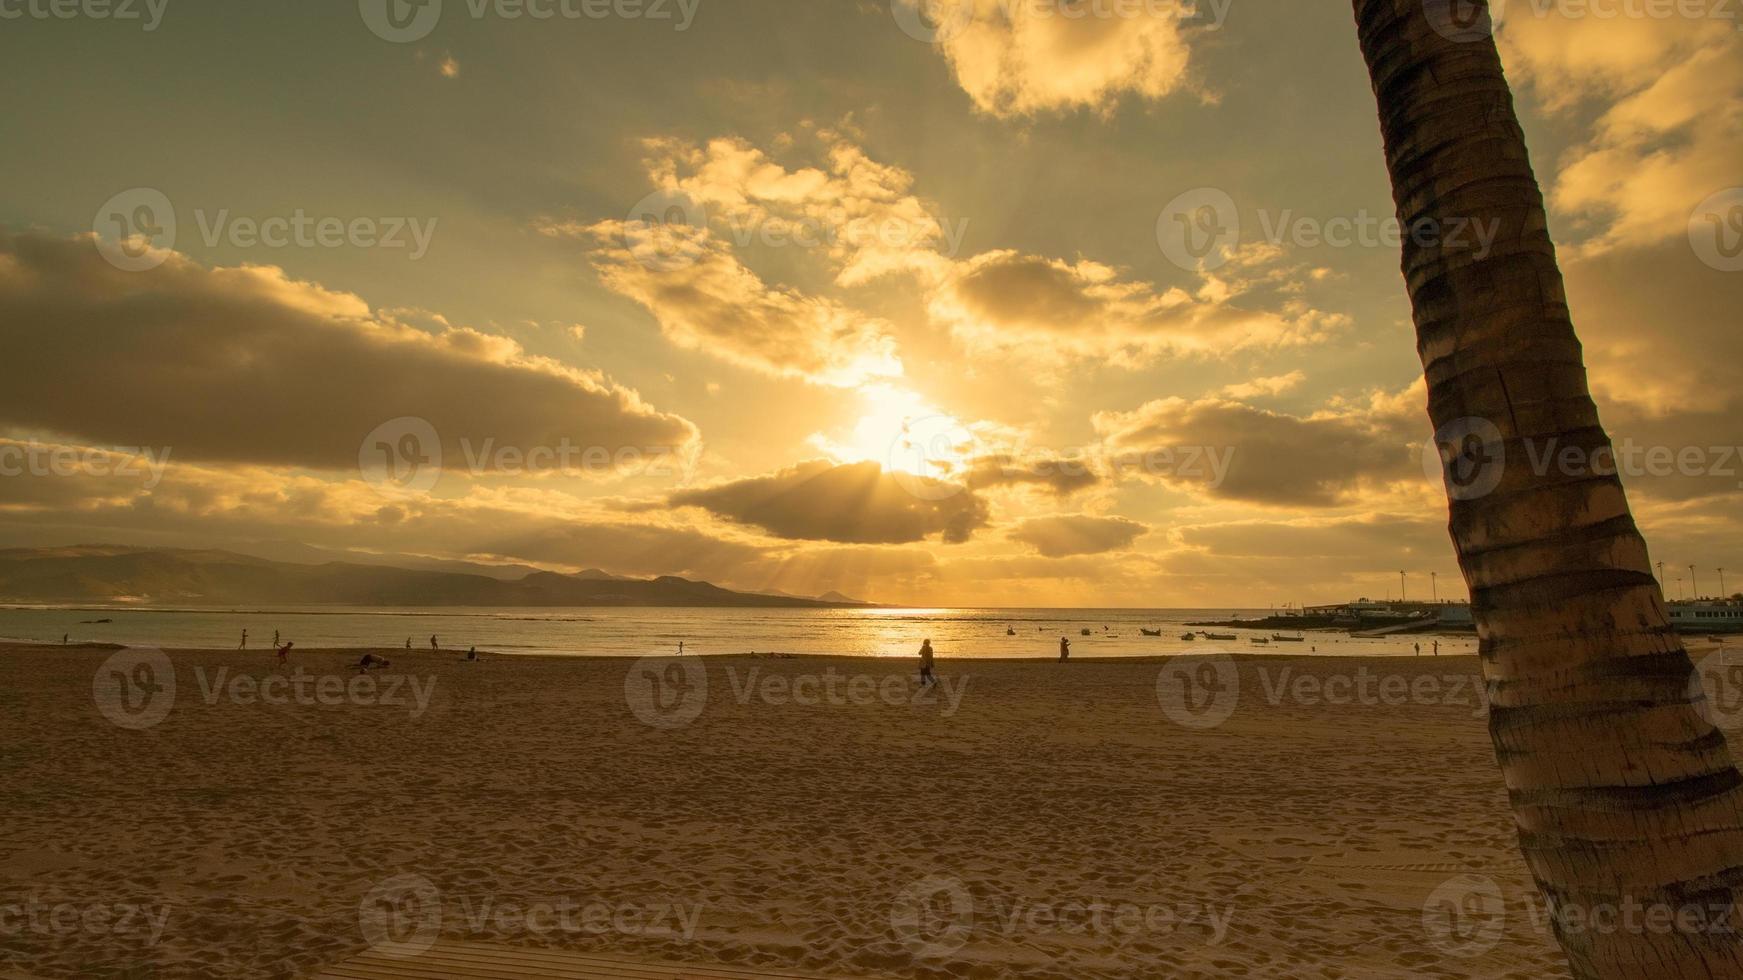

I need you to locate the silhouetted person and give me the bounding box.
[276,641,293,666]
[1414,641,1421,656]
[430,635,438,651]
[405,637,411,650]
[273,630,280,647]
[357,652,390,673]
[466,645,477,661]
[62,633,68,645]
[1059,637,1070,661]
[239,629,248,650]
[918,638,937,686]
[1432,639,1440,656]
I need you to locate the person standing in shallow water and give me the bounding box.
[1059,636,1070,661]
[918,638,937,686]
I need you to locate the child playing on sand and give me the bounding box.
[276,641,293,666]
[357,653,390,673]
[918,639,936,686]
[1059,636,1071,661]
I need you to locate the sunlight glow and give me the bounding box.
[819,384,976,478]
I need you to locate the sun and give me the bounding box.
[826,384,976,478]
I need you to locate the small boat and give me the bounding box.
[1006,627,1016,635]
[1203,632,1237,641]
[1250,637,1270,645]
[1140,628,1163,637]
[1271,634,1306,643]
[1179,632,1196,641]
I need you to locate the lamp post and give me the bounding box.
[1400,570,1407,603]
[1691,565,1699,600]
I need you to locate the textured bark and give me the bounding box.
[1351,0,1743,975]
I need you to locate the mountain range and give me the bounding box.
[0,546,874,608]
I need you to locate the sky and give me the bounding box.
[0,0,1738,607]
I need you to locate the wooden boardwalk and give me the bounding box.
[315,942,842,980]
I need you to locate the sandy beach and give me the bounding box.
[1,643,1571,978]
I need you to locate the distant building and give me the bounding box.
[1668,599,1743,633]
[1302,599,1471,625]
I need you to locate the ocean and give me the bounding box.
[0,605,1479,658]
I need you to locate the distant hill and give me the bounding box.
[0,546,874,608]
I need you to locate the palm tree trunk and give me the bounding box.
[1350,0,1743,975]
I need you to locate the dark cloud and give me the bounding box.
[0,232,697,470]
[1008,514,1147,558]
[961,453,1102,497]
[1094,396,1417,507]
[669,459,990,544]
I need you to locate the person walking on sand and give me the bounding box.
[405,637,411,650]
[1414,641,1421,656]
[918,638,937,686]
[239,629,248,650]
[273,630,279,648]
[1059,636,1071,662]
[1432,639,1440,656]
[276,641,293,667]
[430,635,438,651]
